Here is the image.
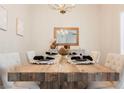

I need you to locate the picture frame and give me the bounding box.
[16,18,24,37]
[54,27,79,46]
[0,5,7,31]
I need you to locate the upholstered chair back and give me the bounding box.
[26,51,36,63]
[0,52,21,69]
[105,53,124,73]
[0,52,40,89]
[90,51,100,63]
[0,52,21,88]
[88,53,124,89]
[112,55,124,89]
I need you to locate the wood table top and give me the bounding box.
[8,56,119,82]
[8,56,119,88]
[9,60,115,73]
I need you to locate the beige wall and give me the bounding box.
[100,5,124,63]
[0,4,123,63]
[30,5,101,53]
[30,4,124,63]
[0,5,31,63]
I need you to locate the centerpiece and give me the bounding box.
[58,47,69,64]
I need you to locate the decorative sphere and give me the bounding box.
[58,47,68,56]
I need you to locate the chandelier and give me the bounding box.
[49,4,75,14]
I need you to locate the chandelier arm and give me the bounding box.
[49,4,65,10]
[65,6,75,10]
[49,4,76,14]
[49,5,61,10]
[48,5,57,10]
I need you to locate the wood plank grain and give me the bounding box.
[8,63,119,81]
[8,59,120,89]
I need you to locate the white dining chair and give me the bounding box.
[116,61,124,89]
[88,53,124,89]
[105,53,124,72]
[26,51,36,63]
[90,51,100,63]
[0,52,40,89]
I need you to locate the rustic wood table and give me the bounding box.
[8,57,119,89]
